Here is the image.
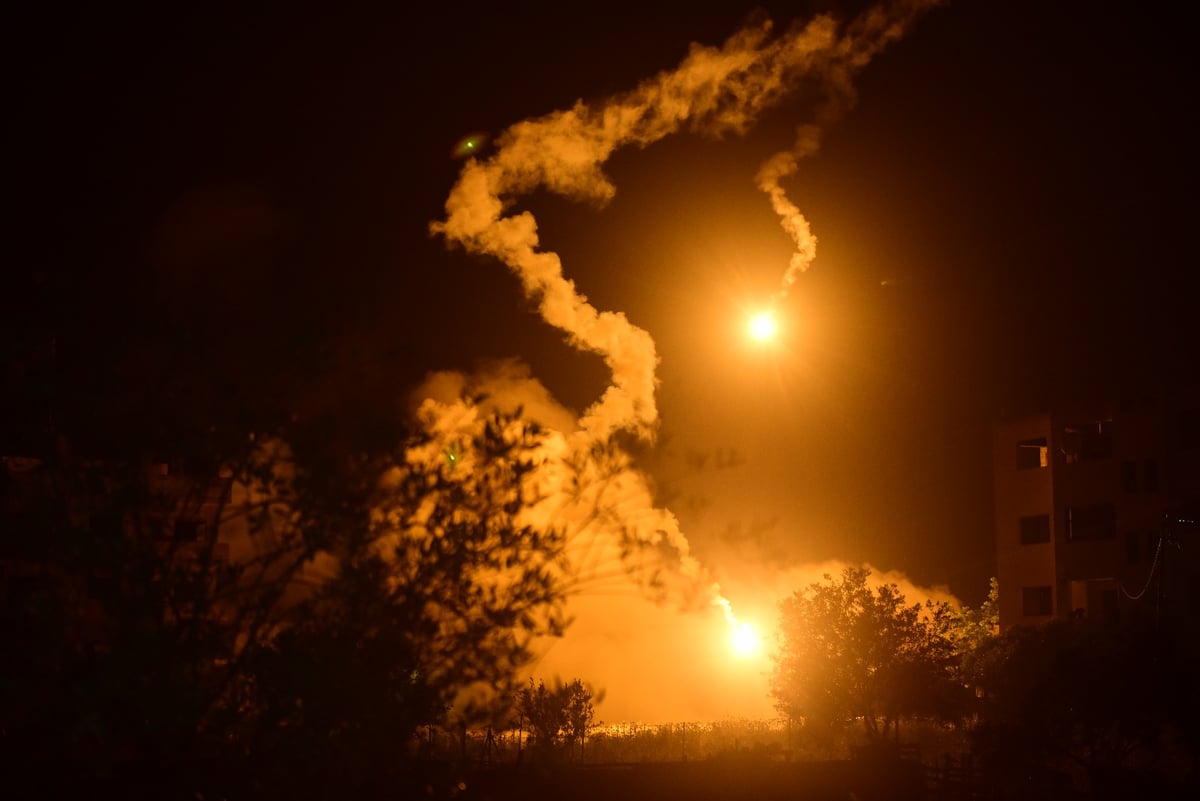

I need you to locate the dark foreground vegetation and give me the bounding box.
[463,753,927,801]
[3,326,1198,800]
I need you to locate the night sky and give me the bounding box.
[9,1,1198,720]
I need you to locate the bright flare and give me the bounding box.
[716,596,763,659]
[731,621,763,658]
[747,311,777,342]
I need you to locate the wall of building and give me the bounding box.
[993,413,1056,628]
[993,396,1198,630]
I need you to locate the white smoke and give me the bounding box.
[760,0,940,299]
[425,1,945,717]
[432,1,941,442]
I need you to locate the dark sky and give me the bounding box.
[9,0,1198,619]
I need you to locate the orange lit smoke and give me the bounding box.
[424,2,945,720]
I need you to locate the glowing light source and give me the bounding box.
[747,311,778,343]
[716,596,764,659]
[451,131,489,159]
[730,621,763,658]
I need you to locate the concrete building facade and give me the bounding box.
[992,394,1199,630]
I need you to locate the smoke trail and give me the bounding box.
[429,1,941,609]
[407,366,705,604]
[433,1,940,441]
[758,123,821,301]
[761,0,941,300]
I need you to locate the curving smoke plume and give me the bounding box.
[428,2,942,632]
[433,0,940,440]
[760,0,941,299]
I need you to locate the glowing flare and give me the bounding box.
[748,311,778,342]
[433,2,939,440]
[716,596,763,659]
[731,621,763,658]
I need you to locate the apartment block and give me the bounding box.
[993,394,1199,629]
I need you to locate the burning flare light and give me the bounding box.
[431,0,941,649]
[731,622,764,658]
[717,596,763,659]
[747,310,778,343]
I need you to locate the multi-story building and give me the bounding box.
[992,393,1199,630]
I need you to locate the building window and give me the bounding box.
[1016,437,1048,470]
[1065,504,1116,541]
[1143,459,1159,492]
[1121,460,1137,493]
[1179,408,1200,451]
[1022,586,1053,617]
[1062,420,1113,462]
[1019,514,1051,545]
[1125,531,1140,562]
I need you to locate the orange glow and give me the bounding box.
[730,621,763,658]
[716,596,764,660]
[747,311,778,342]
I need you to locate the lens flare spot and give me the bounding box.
[451,132,490,159]
[747,311,777,342]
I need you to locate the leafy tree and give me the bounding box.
[969,619,1188,798]
[770,567,964,745]
[562,679,600,758]
[1,406,570,799]
[949,576,1000,699]
[952,577,1000,652]
[0,447,257,798]
[229,410,569,794]
[515,678,598,761]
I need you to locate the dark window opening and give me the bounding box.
[1121,460,1137,493]
[1022,586,1053,617]
[1179,408,1200,451]
[1019,514,1051,545]
[1125,531,1140,562]
[1066,504,1116,541]
[1016,437,1048,470]
[1062,420,1113,462]
[1143,459,1159,492]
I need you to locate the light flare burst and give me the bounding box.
[730,621,763,658]
[747,310,778,343]
[716,596,764,659]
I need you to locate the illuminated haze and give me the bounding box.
[427,0,948,723]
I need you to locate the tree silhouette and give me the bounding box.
[515,678,599,761]
[770,567,964,745]
[950,576,999,698]
[1,406,569,799]
[969,619,1185,798]
[228,410,569,794]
